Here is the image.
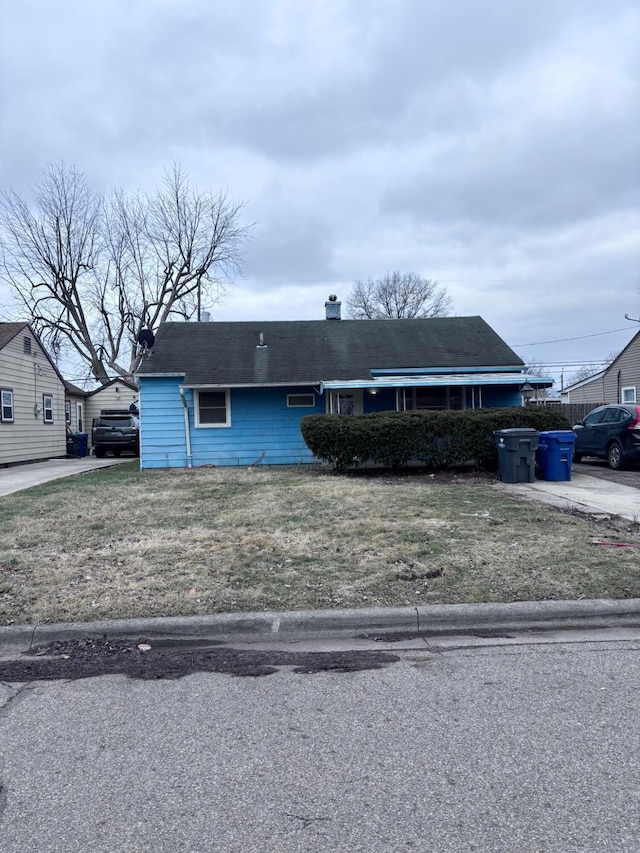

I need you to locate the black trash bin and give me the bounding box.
[494,428,539,483]
[66,432,88,458]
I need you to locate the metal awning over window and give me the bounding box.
[321,372,553,391]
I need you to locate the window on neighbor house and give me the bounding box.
[23,337,31,354]
[65,401,71,424]
[196,390,230,427]
[622,387,637,404]
[1,389,14,423]
[287,393,315,407]
[43,394,54,423]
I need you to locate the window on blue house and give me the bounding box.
[400,387,465,411]
[196,390,230,427]
[287,393,315,407]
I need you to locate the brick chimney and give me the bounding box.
[325,295,341,320]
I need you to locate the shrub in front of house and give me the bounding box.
[300,408,571,471]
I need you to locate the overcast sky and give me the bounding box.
[1,0,639,389]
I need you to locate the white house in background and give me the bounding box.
[65,378,138,452]
[0,322,66,465]
[561,329,640,405]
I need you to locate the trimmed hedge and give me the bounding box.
[300,407,572,472]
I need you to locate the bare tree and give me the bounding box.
[568,349,620,387]
[345,271,452,319]
[0,162,251,383]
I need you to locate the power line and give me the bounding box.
[511,326,633,347]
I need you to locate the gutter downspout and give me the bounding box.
[179,386,192,468]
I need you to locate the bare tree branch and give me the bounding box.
[0,161,253,383]
[345,271,453,319]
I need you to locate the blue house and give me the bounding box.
[136,299,552,468]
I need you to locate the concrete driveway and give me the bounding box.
[0,456,134,498]
[573,459,640,489]
[500,470,640,523]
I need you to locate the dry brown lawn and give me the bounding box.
[1,462,639,625]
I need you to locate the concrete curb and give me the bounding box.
[2,598,640,654]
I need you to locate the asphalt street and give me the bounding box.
[2,635,640,852]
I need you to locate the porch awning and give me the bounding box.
[321,372,553,391]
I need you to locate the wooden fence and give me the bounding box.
[526,401,603,425]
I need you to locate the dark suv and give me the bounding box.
[92,414,140,458]
[572,404,640,470]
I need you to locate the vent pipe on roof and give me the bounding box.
[201,311,211,322]
[256,332,267,348]
[325,295,341,320]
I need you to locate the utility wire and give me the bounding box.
[511,326,633,347]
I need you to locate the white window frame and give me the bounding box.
[43,393,54,424]
[65,401,71,424]
[1,389,14,423]
[195,389,231,428]
[76,401,84,433]
[621,386,636,404]
[287,393,315,408]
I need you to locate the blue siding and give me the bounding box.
[139,377,190,468]
[139,379,325,468]
[482,386,522,408]
[139,378,523,469]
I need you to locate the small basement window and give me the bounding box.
[287,393,315,408]
[1,389,14,422]
[43,394,54,423]
[622,386,637,404]
[196,390,230,427]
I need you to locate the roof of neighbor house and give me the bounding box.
[0,321,67,385]
[64,380,88,396]
[562,368,607,394]
[0,321,29,351]
[86,377,138,395]
[137,316,525,386]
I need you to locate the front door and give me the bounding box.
[329,391,363,415]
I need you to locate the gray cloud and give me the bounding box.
[1,0,639,389]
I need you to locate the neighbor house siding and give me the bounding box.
[563,374,607,405]
[563,333,640,405]
[0,332,66,465]
[139,378,325,468]
[65,392,86,432]
[602,336,640,404]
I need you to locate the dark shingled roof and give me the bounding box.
[137,316,524,386]
[0,322,28,351]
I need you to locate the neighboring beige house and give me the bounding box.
[0,322,66,465]
[64,381,88,434]
[561,329,640,405]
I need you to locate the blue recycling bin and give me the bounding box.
[538,430,577,481]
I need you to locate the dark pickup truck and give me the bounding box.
[92,414,140,458]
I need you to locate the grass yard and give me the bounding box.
[1,462,639,626]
